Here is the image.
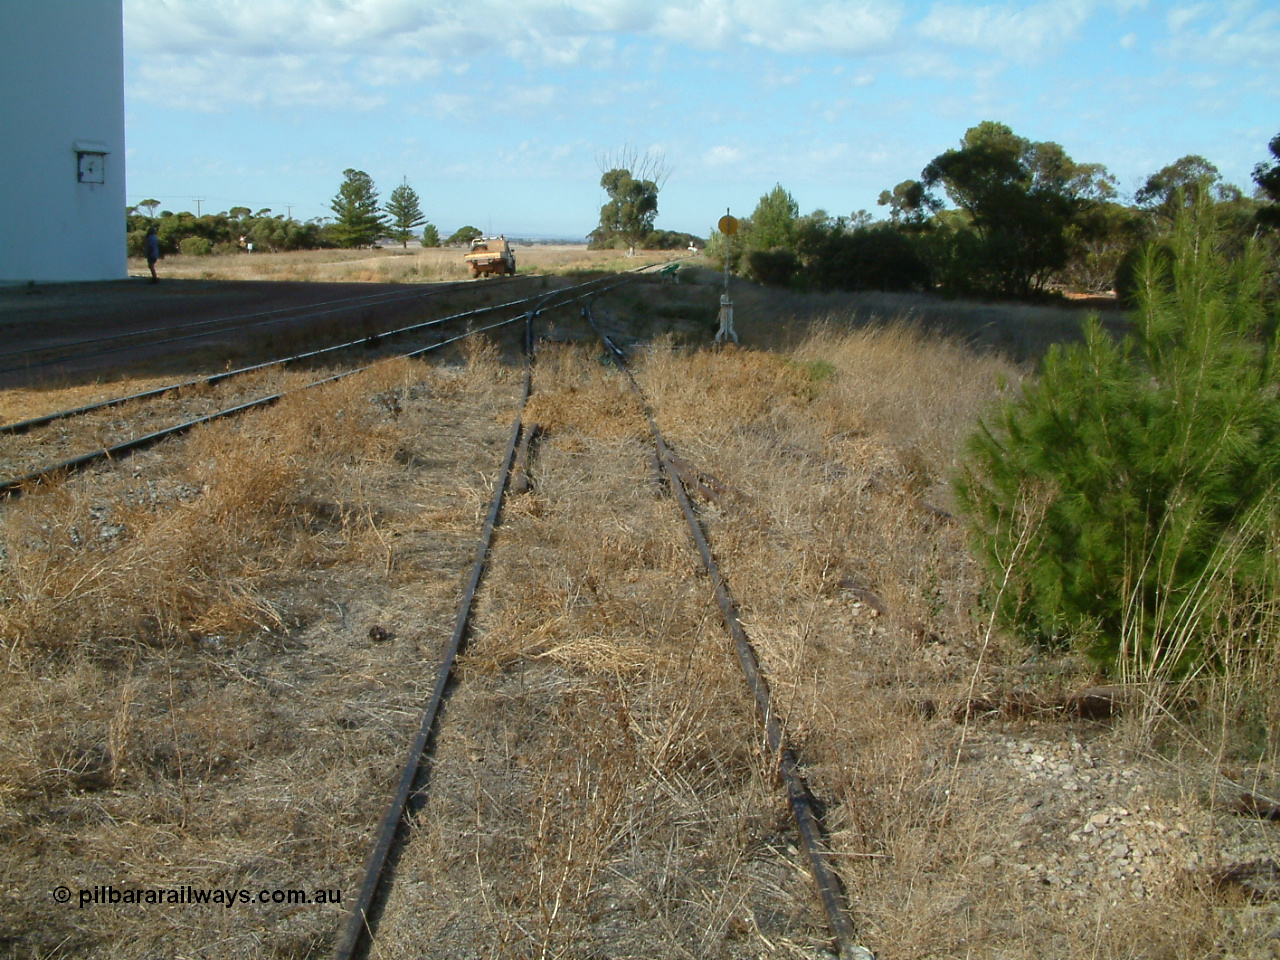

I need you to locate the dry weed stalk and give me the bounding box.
[0,353,527,959]
[3,279,1270,958]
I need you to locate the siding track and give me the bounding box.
[0,277,621,498]
[336,273,871,960]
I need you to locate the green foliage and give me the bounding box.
[746,248,799,287]
[1061,200,1147,294]
[792,358,836,383]
[445,225,482,246]
[420,223,440,247]
[1254,133,1280,232]
[956,198,1280,675]
[921,121,1114,298]
[593,168,659,253]
[179,236,213,256]
[877,179,941,227]
[642,229,702,250]
[329,169,388,248]
[126,207,325,256]
[385,178,427,248]
[796,220,931,292]
[703,226,737,273]
[745,184,800,252]
[723,183,931,292]
[1136,155,1238,217]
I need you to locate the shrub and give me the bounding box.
[798,225,932,292]
[746,247,799,287]
[956,197,1280,676]
[179,236,213,257]
[126,229,147,258]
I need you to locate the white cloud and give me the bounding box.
[1167,3,1210,33]
[1160,1,1280,68]
[126,0,906,65]
[761,66,812,89]
[122,0,911,114]
[654,0,904,54]
[128,52,384,111]
[359,54,447,87]
[738,1,903,55]
[705,145,742,166]
[917,0,1095,58]
[1120,31,1138,49]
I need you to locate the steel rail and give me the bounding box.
[0,309,528,499]
[585,304,873,960]
[0,277,595,436]
[330,277,642,960]
[0,276,524,377]
[0,275,629,500]
[331,315,532,960]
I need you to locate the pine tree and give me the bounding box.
[956,194,1280,675]
[329,169,388,248]
[386,178,428,248]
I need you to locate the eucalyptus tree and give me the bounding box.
[593,146,670,255]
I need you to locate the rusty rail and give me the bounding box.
[0,277,628,499]
[332,278,634,960]
[585,305,873,960]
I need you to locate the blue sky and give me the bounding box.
[123,0,1279,239]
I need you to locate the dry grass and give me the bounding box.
[129,244,680,285]
[374,349,830,957]
[624,317,1266,958]
[2,273,1275,959]
[0,352,526,959]
[712,273,1126,364]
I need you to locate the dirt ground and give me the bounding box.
[2,266,1279,960]
[0,277,518,392]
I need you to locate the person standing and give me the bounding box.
[144,226,161,283]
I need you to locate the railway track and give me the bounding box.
[0,276,526,380]
[5,257,881,958]
[0,275,625,497]
[334,285,871,959]
[7,261,1238,960]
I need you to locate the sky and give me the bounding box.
[122,0,1280,240]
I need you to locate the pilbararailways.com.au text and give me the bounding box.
[56,885,341,909]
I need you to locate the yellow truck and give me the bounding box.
[464,235,516,277]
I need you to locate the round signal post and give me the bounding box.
[716,209,739,344]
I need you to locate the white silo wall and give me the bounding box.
[0,1,127,283]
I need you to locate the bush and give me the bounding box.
[798,225,932,292]
[956,197,1280,676]
[126,229,147,258]
[179,236,213,256]
[746,247,799,287]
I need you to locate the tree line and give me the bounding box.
[126,170,486,257]
[708,123,1280,301]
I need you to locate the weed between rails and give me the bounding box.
[375,348,825,957]
[0,355,524,958]
[2,290,1276,958]
[629,328,1254,958]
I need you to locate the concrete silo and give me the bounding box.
[0,1,126,283]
